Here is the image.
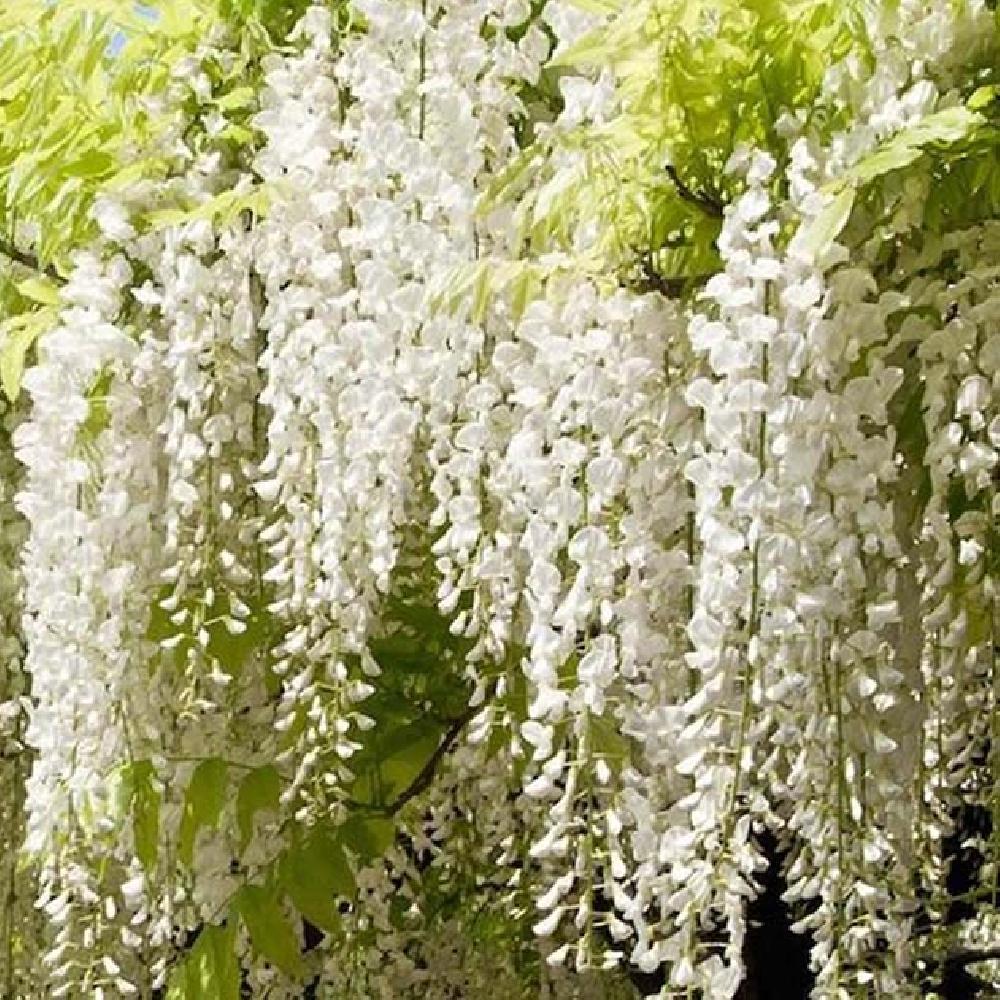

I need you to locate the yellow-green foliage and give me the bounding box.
[491,0,863,284]
[0,0,301,400]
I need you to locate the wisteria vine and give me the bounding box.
[0,1,998,998]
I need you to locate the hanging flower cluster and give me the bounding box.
[0,385,32,996]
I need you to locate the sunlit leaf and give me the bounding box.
[236,765,280,850]
[0,309,54,401]
[280,829,354,933]
[178,758,229,866]
[165,923,239,1000]
[235,885,305,980]
[116,759,160,873]
[796,185,855,262]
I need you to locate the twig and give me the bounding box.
[665,163,724,218]
[633,254,711,299]
[157,703,481,990]
[947,946,1000,968]
[0,236,62,283]
[385,704,479,816]
[634,256,689,298]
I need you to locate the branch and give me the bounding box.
[0,236,62,283]
[916,943,1000,996]
[947,947,1000,968]
[632,254,712,300]
[665,164,724,218]
[157,703,481,995]
[634,256,688,298]
[385,704,479,816]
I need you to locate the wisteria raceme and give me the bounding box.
[13,252,155,995]
[0,1,997,998]
[0,391,34,997]
[250,0,549,825]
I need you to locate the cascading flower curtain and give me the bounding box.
[0,0,998,998]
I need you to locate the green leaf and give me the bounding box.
[370,720,442,804]
[896,105,982,147]
[470,264,491,325]
[61,149,115,178]
[0,309,54,402]
[968,85,1000,111]
[890,372,931,519]
[165,923,239,1000]
[966,600,991,646]
[145,186,269,231]
[105,157,171,191]
[478,148,542,215]
[590,713,631,765]
[847,106,983,185]
[383,598,453,640]
[509,264,542,320]
[280,830,354,934]
[206,597,268,677]
[849,145,924,184]
[115,759,161,873]
[796,185,855,262]
[132,764,160,873]
[563,0,622,11]
[236,765,280,851]
[217,123,256,146]
[214,86,256,111]
[548,25,617,69]
[15,276,60,306]
[339,814,395,863]
[235,885,305,980]
[179,758,229,866]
